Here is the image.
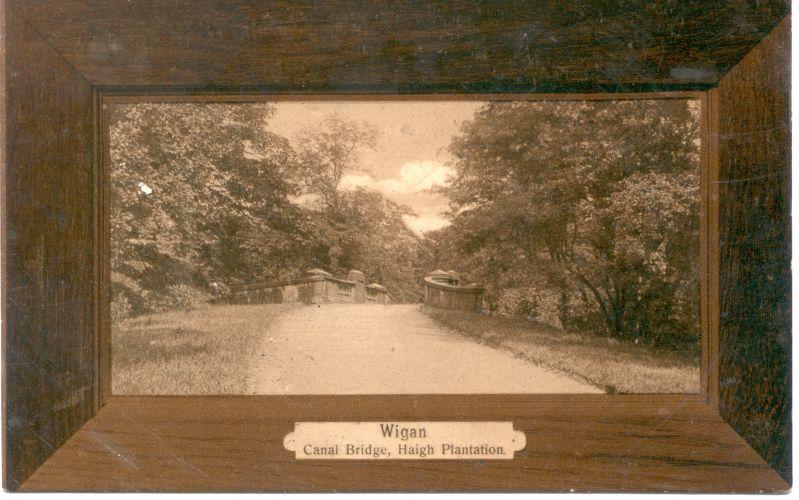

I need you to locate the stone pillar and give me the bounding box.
[306,268,332,303]
[366,283,388,304]
[348,270,366,302]
[428,269,458,285]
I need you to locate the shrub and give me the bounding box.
[160,284,210,313]
[135,284,209,314]
[494,286,563,329]
[207,281,232,303]
[495,288,538,319]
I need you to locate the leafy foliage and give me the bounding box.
[427,99,701,353]
[314,189,426,302]
[111,103,311,316]
[294,115,379,212]
[111,104,423,316]
[289,116,423,302]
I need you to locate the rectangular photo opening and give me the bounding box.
[107,97,703,395]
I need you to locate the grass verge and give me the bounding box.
[112,303,296,395]
[423,307,700,394]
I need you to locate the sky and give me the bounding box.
[267,101,485,235]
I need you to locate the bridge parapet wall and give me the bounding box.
[230,269,387,306]
[423,270,484,312]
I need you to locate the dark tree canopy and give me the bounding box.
[427,99,701,352]
[110,104,423,317]
[110,103,312,315]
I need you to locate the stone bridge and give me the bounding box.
[231,268,485,312]
[423,269,484,312]
[230,269,390,306]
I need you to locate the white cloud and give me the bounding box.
[379,177,407,194]
[340,160,454,196]
[338,161,455,236]
[137,182,153,195]
[397,161,454,192]
[402,214,451,236]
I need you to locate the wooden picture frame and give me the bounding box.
[2,2,791,492]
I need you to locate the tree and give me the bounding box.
[110,103,308,315]
[111,105,436,314]
[332,189,426,302]
[433,99,701,351]
[291,115,425,302]
[295,115,378,212]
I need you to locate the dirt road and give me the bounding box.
[248,303,601,394]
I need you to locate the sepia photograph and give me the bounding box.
[110,98,702,395]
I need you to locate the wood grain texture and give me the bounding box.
[713,17,791,482]
[17,0,790,91]
[3,4,96,490]
[2,0,792,492]
[20,396,788,492]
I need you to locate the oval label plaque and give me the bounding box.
[284,422,526,460]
